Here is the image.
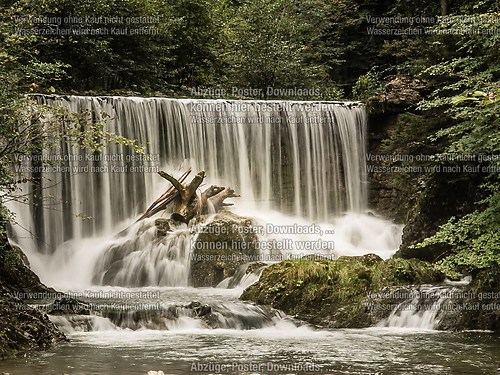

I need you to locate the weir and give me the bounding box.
[10,96,368,255]
[6,95,404,288]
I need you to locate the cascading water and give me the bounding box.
[8,95,401,288]
[376,287,454,330]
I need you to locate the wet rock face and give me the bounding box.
[437,267,500,333]
[92,212,260,288]
[0,292,67,359]
[0,234,66,359]
[0,240,55,297]
[189,212,260,287]
[366,111,403,222]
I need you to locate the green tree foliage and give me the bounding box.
[0,2,144,215]
[408,12,500,275]
[352,68,384,100]
[218,0,330,95]
[3,0,220,93]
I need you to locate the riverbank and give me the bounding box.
[0,224,66,359]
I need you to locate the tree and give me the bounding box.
[218,0,332,98]
[0,1,144,224]
[404,12,500,276]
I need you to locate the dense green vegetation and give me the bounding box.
[1,0,499,278]
[378,11,499,277]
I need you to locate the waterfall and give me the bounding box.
[7,95,402,287]
[376,287,453,330]
[48,300,292,333]
[11,95,367,253]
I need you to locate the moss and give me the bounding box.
[189,212,260,287]
[372,258,444,286]
[241,255,444,328]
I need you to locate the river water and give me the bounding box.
[2,286,500,375]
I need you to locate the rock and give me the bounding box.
[220,262,267,289]
[301,254,333,262]
[364,286,417,323]
[381,76,426,110]
[154,218,171,237]
[246,261,267,274]
[393,169,481,261]
[0,220,67,359]
[0,241,55,298]
[241,256,444,328]
[338,253,383,267]
[48,298,92,316]
[367,107,483,262]
[0,288,66,359]
[436,267,500,332]
[189,212,260,287]
[10,245,30,268]
[185,301,212,317]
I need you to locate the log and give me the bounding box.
[158,171,185,193]
[137,170,238,225]
[136,169,191,221]
[209,188,239,212]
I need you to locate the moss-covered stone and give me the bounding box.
[240,255,444,328]
[189,212,260,287]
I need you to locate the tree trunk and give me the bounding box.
[440,0,447,16]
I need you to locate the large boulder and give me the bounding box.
[189,212,260,287]
[241,255,444,328]
[436,266,500,332]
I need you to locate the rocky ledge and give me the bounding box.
[241,255,500,332]
[0,232,66,359]
[241,255,445,328]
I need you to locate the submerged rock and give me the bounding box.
[87,299,285,331]
[48,298,92,316]
[185,301,212,317]
[154,218,171,237]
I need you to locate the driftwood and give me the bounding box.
[137,170,239,223]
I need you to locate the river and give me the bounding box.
[2,286,500,375]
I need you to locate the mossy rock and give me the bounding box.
[190,212,260,287]
[0,241,55,297]
[0,291,67,359]
[241,255,444,328]
[436,266,500,332]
